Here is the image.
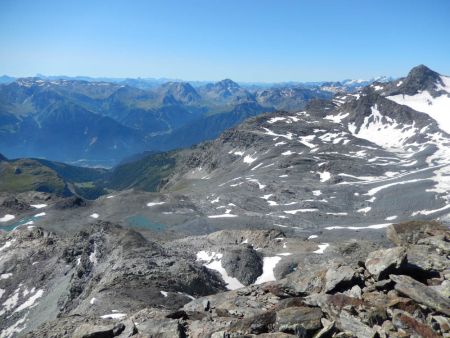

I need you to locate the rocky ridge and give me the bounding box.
[0,220,448,337]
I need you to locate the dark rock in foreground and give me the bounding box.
[0,220,446,337]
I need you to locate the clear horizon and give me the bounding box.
[1,0,449,82]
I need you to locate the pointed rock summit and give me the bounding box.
[398,64,443,95]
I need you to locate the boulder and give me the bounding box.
[365,247,406,280]
[72,323,125,338]
[386,221,445,245]
[390,274,450,316]
[417,235,450,253]
[337,311,377,338]
[405,244,448,273]
[391,309,441,338]
[229,311,276,334]
[275,306,323,337]
[324,264,356,293]
[136,318,185,337]
[221,246,263,285]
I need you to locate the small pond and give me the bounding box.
[0,216,37,232]
[126,214,166,231]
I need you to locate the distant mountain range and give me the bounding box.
[0,75,380,166]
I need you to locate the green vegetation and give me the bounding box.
[0,159,68,195]
[107,152,177,191]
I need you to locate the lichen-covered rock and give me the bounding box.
[275,306,323,336]
[324,264,357,293]
[365,247,407,280]
[390,274,450,316]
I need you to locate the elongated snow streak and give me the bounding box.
[366,178,431,196]
[101,313,127,319]
[147,202,165,207]
[325,223,391,230]
[411,204,450,216]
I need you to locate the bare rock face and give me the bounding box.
[1,197,30,211]
[364,247,407,280]
[54,196,88,209]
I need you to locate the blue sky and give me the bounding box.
[1,0,449,82]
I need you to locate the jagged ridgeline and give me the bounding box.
[0,77,333,167]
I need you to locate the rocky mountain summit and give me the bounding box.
[0,220,447,337]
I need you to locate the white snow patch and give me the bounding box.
[325,223,391,230]
[101,313,127,319]
[196,251,243,290]
[13,289,44,313]
[262,127,293,140]
[299,135,316,148]
[147,202,165,207]
[251,163,264,171]
[312,190,322,196]
[90,297,97,305]
[357,207,371,214]
[313,243,329,254]
[208,213,238,218]
[204,260,244,290]
[254,256,282,284]
[319,171,331,182]
[1,315,27,337]
[0,239,16,252]
[90,213,99,219]
[411,204,450,216]
[160,291,168,297]
[243,154,257,164]
[385,215,398,221]
[308,235,318,239]
[284,209,318,214]
[268,117,286,123]
[324,112,349,123]
[0,214,15,222]
[30,204,47,209]
[366,178,430,196]
[348,105,418,150]
[34,212,46,217]
[246,178,266,189]
[0,273,12,280]
[387,90,450,134]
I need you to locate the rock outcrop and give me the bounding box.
[0,220,444,337]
